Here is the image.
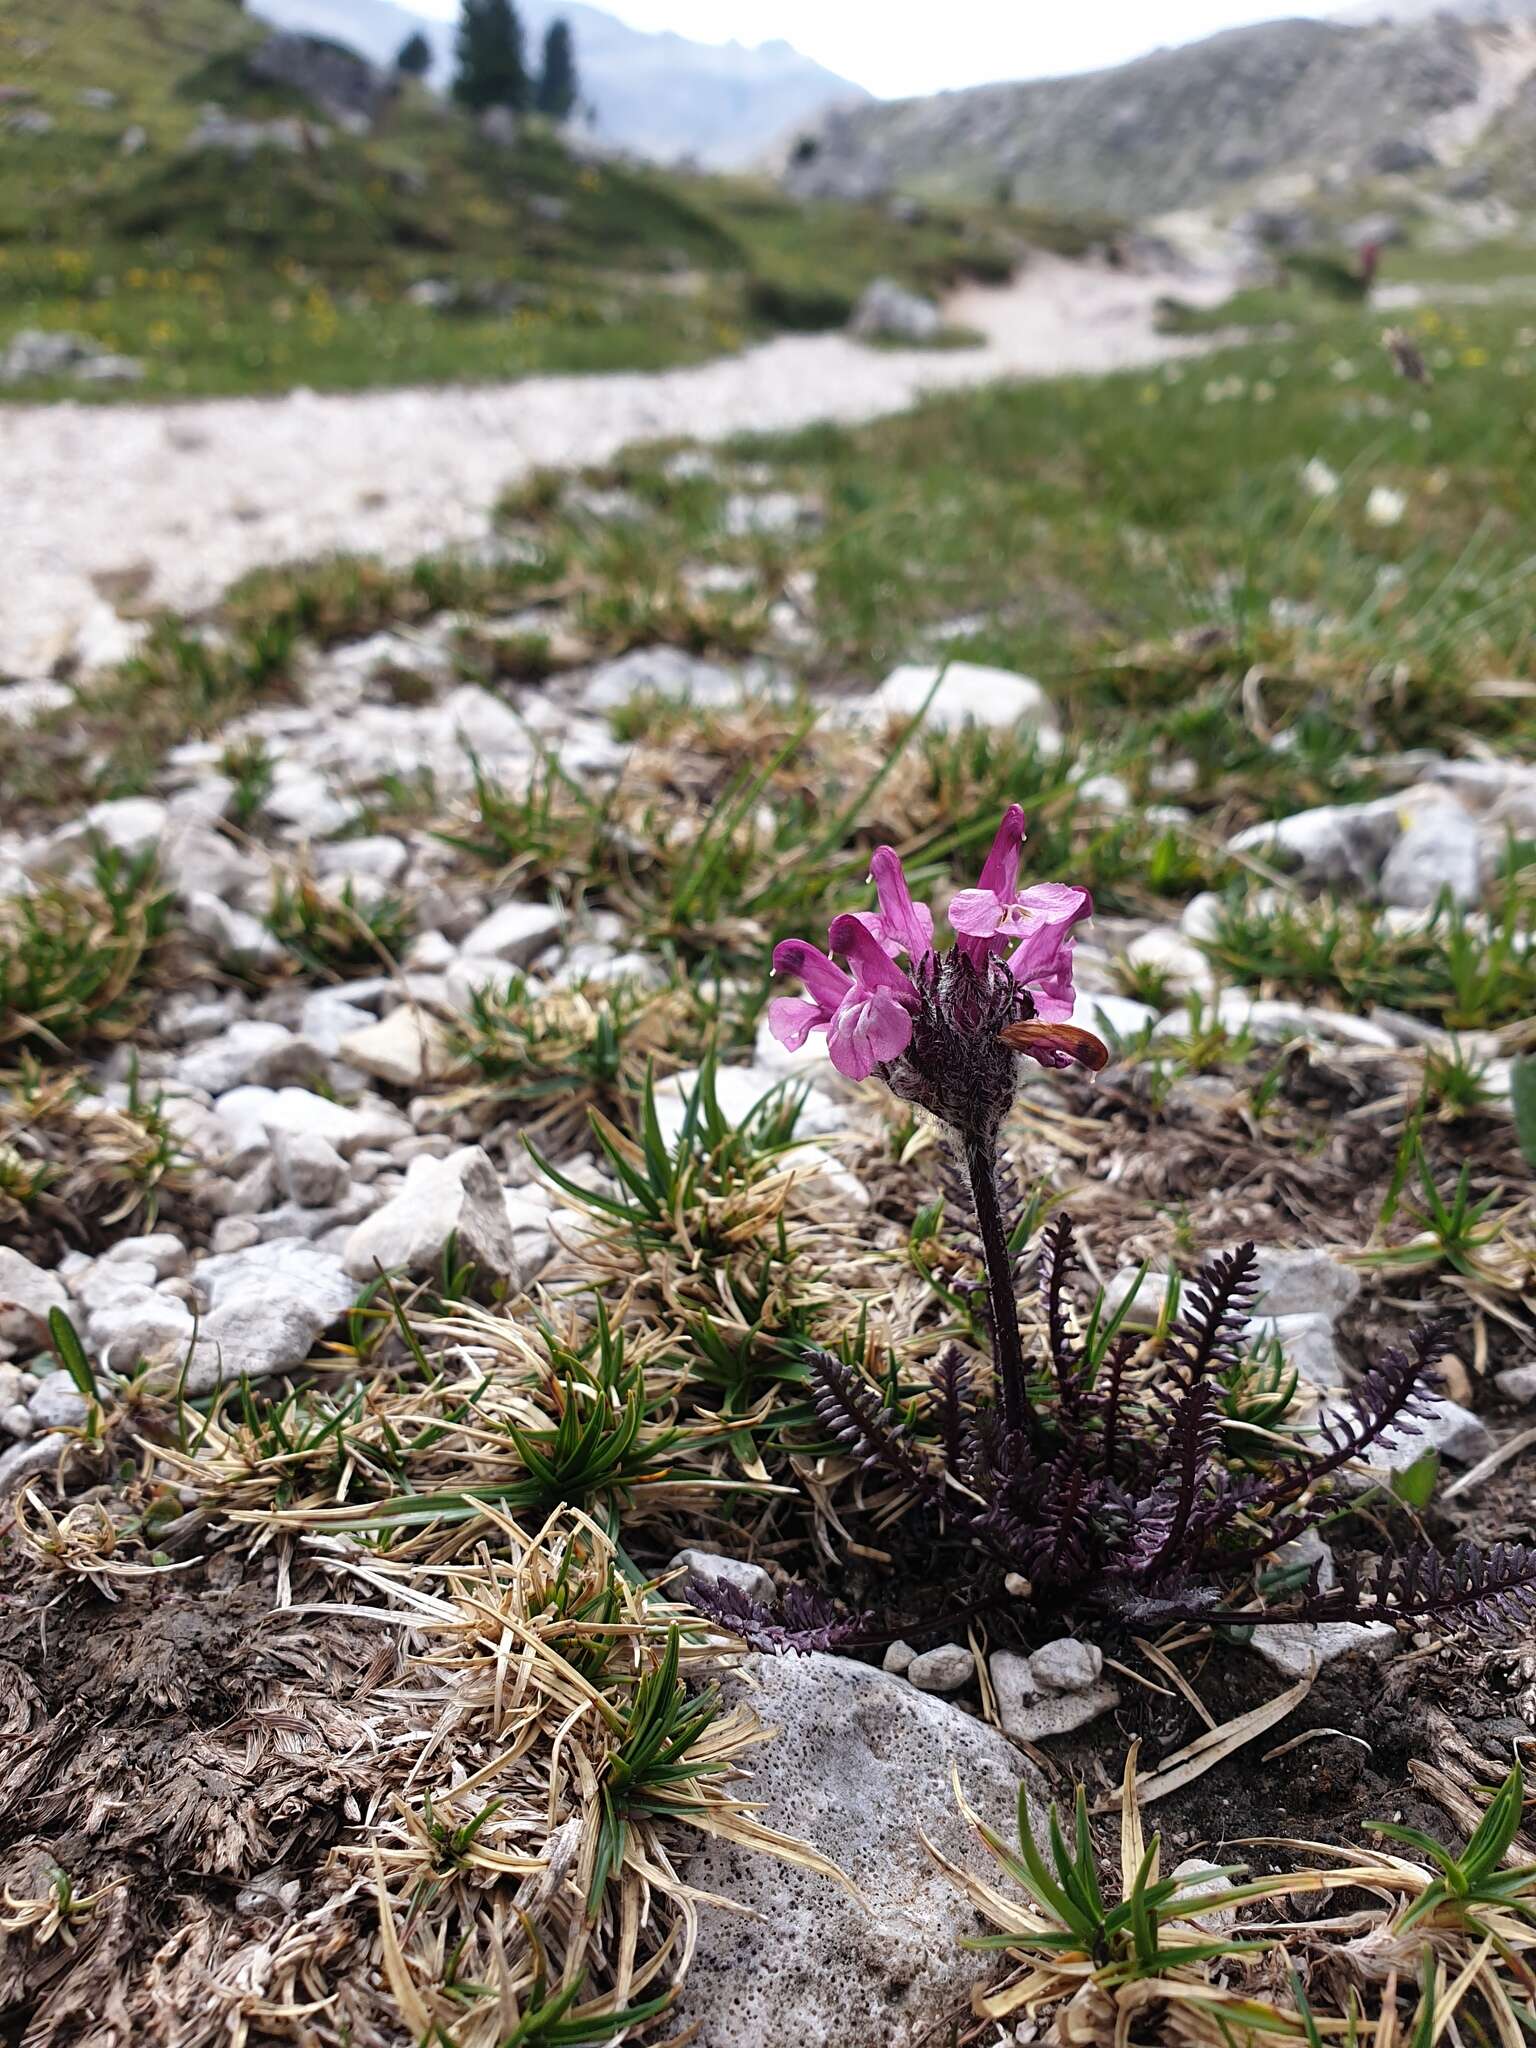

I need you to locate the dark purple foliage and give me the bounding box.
[805,1215,1536,1637]
[683,1572,872,1654]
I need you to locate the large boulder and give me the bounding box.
[849,277,941,344]
[674,1651,1046,2048]
[248,31,395,127]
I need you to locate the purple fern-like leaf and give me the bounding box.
[683,1571,874,1653]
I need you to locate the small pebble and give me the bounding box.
[906,1643,975,1694]
[1029,1638,1103,1693]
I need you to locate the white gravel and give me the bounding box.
[0,256,1237,677]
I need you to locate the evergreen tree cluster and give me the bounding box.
[447,1,580,121]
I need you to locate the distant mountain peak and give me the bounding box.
[248,0,867,165]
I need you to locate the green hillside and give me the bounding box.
[0,0,1093,400]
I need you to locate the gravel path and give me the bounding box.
[0,255,1236,676]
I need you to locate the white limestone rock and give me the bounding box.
[906,1643,976,1694]
[1029,1638,1103,1693]
[1227,794,1404,890]
[27,1374,90,1431]
[459,899,565,965]
[343,1145,523,1285]
[1379,801,1484,911]
[990,1650,1119,1743]
[1252,1246,1362,1321]
[101,1234,189,1279]
[673,1652,1049,2048]
[1248,1620,1396,1680]
[338,1006,464,1090]
[0,1249,69,1344]
[577,646,743,714]
[1247,1312,1346,1389]
[671,1548,775,1608]
[178,1022,327,1095]
[177,1239,356,1394]
[860,660,1059,739]
[1122,927,1215,996]
[184,889,286,970]
[272,1127,351,1208]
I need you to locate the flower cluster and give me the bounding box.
[769,806,1105,1143]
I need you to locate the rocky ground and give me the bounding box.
[0,254,1240,678]
[3,334,1535,2043]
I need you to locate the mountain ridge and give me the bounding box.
[781,11,1536,219]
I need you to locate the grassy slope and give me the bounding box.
[0,0,1085,400]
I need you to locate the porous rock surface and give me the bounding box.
[674,1651,1045,2048]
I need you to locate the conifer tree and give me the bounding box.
[452,0,528,114]
[535,19,578,121]
[395,29,433,77]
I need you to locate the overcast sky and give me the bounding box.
[578,2,1323,97]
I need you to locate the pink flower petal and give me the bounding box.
[975,804,1026,901]
[772,938,852,1013]
[1008,935,1080,1018]
[868,846,934,961]
[767,995,826,1052]
[1015,882,1092,925]
[827,987,914,1078]
[827,915,918,998]
[946,887,1004,940]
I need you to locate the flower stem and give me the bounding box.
[962,1129,1037,1443]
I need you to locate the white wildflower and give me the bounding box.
[1302,457,1340,499]
[1366,485,1406,527]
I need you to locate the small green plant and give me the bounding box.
[219,736,276,829]
[0,847,172,1055]
[266,871,412,977]
[966,1778,1270,1988]
[48,1308,99,1408]
[449,971,701,1141]
[1113,954,1176,1010]
[0,1060,185,1253]
[1203,886,1536,1030]
[433,746,604,888]
[1421,1039,1494,1121]
[1513,1053,1536,1173]
[587,1626,727,1912]
[530,1054,809,1264]
[1370,1764,1536,1936]
[1363,1144,1522,1287]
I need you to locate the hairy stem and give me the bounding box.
[962,1129,1038,1445]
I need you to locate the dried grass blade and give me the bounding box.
[1102,1670,1314,1812]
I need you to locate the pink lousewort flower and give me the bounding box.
[948,804,1092,1021]
[769,816,1105,1128]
